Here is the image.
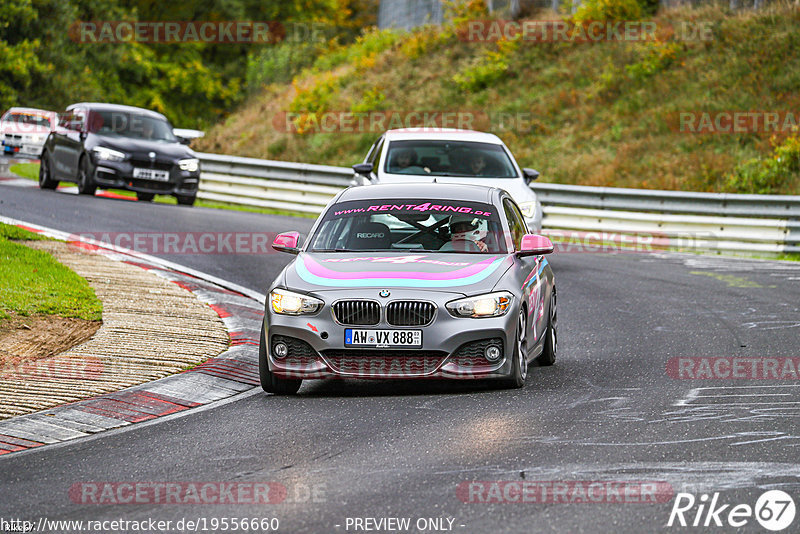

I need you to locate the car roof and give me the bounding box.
[337,183,501,204]
[2,107,54,117]
[66,102,168,121]
[383,128,504,145]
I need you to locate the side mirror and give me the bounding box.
[272,231,301,254]
[176,136,191,145]
[518,234,553,256]
[522,168,540,184]
[352,163,373,177]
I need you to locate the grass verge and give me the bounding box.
[9,162,39,181]
[0,223,102,322]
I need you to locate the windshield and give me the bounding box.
[2,112,52,129]
[88,110,176,142]
[384,140,518,178]
[310,199,507,254]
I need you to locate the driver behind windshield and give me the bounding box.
[389,148,425,174]
[448,214,489,252]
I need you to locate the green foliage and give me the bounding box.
[0,0,355,128]
[351,87,386,113]
[247,42,319,89]
[572,0,643,23]
[312,27,403,73]
[724,133,800,194]
[452,38,518,92]
[625,41,682,81]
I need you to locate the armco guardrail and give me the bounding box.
[197,152,350,213]
[196,153,799,255]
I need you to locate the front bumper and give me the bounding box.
[2,140,44,158]
[91,158,199,196]
[264,289,519,380]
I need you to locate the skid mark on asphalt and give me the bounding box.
[501,462,800,494]
[665,385,800,424]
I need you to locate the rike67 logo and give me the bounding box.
[668,490,795,531]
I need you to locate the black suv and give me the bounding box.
[39,103,200,205]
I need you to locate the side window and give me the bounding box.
[58,111,72,129]
[503,198,526,250]
[66,109,85,132]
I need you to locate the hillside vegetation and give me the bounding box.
[197,3,800,194]
[1,0,372,128]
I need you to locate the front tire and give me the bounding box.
[176,194,195,206]
[501,309,528,389]
[38,152,57,190]
[77,156,96,195]
[259,324,302,395]
[537,287,557,367]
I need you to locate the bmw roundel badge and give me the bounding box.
[379,290,390,298]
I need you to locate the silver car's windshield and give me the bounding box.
[384,140,518,178]
[310,199,508,254]
[2,112,52,128]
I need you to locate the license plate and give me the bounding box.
[345,329,422,347]
[133,168,169,181]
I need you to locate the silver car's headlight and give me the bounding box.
[92,146,126,162]
[446,291,513,318]
[519,201,538,219]
[178,158,199,172]
[270,288,323,315]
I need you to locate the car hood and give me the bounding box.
[91,134,194,159]
[377,174,538,204]
[285,252,514,294]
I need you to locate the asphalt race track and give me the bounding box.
[1,177,800,533]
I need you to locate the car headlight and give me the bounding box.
[270,288,323,315]
[29,134,45,143]
[519,201,539,219]
[446,291,513,318]
[178,158,199,172]
[92,146,126,162]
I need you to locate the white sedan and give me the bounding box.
[1,107,56,159]
[352,128,544,232]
